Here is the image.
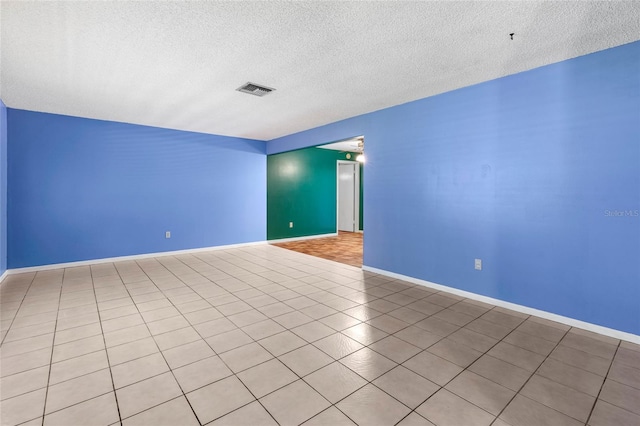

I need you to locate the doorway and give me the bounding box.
[268,136,365,267]
[337,161,360,232]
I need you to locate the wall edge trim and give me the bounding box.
[362,265,640,344]
[4,241,268,275]
[0,270,8,284]
[267,233,338,244]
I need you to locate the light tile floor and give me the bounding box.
[0,245,639,426]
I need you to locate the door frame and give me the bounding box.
[336,160,360,233]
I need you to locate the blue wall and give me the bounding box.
[268,41,640,335]
[8,110,266,268]
[0,100,7,275]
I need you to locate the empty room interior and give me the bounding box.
[1,2,639,426]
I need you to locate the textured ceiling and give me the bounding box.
[317,138,364,152]
[1,2,639,141]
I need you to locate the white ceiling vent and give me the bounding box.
[236,82,275,97]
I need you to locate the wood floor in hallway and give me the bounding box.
[272,232,363,267]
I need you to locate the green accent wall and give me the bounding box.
[267,147,362,240]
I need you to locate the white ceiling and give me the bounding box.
[1,2,639,141]
[318,138,364,153]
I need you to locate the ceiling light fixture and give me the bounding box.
[356,137,365,162]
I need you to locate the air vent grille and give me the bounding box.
[237,82,275,97]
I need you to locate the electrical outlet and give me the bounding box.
[474,259,482,270]
[165,231,171,239]
[289,222,294,228]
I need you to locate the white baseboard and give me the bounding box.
[0,269,8,283]
[363,265,640,344]
[268,233,338,244]
[3,240,268,276]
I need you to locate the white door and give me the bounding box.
[338,162,356,232]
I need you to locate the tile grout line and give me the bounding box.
[584,341,620,425]
[174,253,337,425]
[390,303,532,425]
[90,263,124,426]
[415,304,591,420]
[302,297,505,425]
[40,269,65,425]
[136,256,313,389]
[172,251,408,424]
[142,256,277,426]
[233,277,461,424]
[112,258,205,425]
[488,325,574,425]
[171,253,316,426]
[0,272,38,347]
